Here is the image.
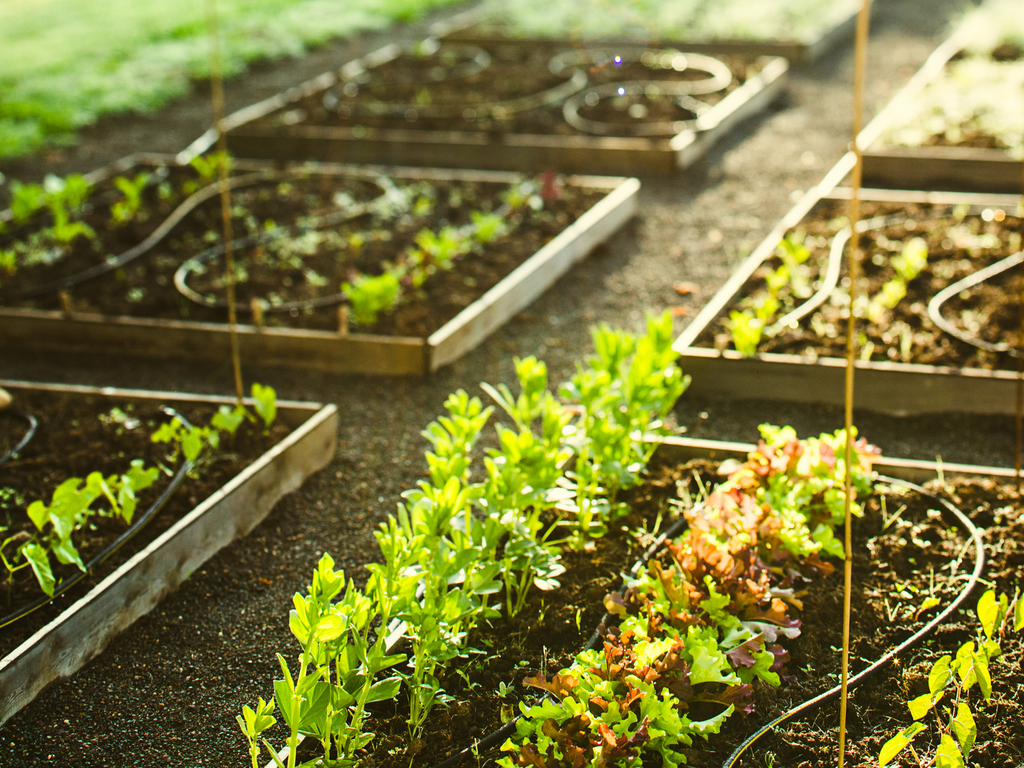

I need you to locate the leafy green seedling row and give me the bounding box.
[240,312,689,768]
[0,382,277,602]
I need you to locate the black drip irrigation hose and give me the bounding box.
[173,177,390,314]
[431,475,986,768]
[721,475,986,768]
[13,170,280,299]
[927,249,1024,358]
[0,411,38,468]
[0,407,195,630]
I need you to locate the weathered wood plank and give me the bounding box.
[0,384,337,727]
[429,178,640,369]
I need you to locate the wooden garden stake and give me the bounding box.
[337,304,350,336]
[251,298,265,329]
[1016,156,1024,481]
[206,0,244,403]
[839,1,872,766]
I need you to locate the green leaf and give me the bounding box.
[182,427,205,462]
[935,732,965,768]
[952,702,976,756]
[879,722,926,767]
[314,614,345,644]
[251,383,277,429]
[977,589,998,640]
[26,500,48,530]
[908,691,940,721]
[928,655,952,696]
[365,676,402,703]
[22,542,55,597]
[50,536,85,571]
[972,649,992,702]
[1015,593,1023,632]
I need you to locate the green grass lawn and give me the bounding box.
[0,0,461,159]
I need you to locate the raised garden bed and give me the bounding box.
[441,0,861,65]
[186,31,788,175]
[861,1,1024,193]
[0,154,637,373]
[0,379,336,727]
[248,427,1018,768]
[672,163,1024,415]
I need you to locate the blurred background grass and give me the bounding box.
[0,0,462,159]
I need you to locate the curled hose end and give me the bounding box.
[722,475,986,768]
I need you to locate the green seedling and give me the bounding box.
[111,172,151,224]
[342,271,401,326]
[879,587,1023,768]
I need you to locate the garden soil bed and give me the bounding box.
[1,157,634,374]
[210,37,787,175]
[265,450,1014,768]
[672,178,1024,416]
[0,381,336,727]
[696,198,1024,372]
[861,21,1024,193]
[699,476,1024,768]
[0,389,290,657]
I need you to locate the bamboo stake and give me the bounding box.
[1016,156,1023,482]
[839,2,872,767]
[206,0,244,403]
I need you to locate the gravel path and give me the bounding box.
[1,0,1012,765]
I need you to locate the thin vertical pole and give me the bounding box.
[839,2,872,767]
[206,0,244,403]
[1016,156,1024,482]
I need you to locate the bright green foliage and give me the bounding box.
[111,172,151,224]
[1,173,95,282]
[342,272,401,326]
[558,311,690,548]
[0,0,467,158]
[728,232,818,356]
[16,461,158,595]
[259,553,406,768]
[866,237,928,325]
[878,588,1023,768]
[251,383,278,431]
[153,382,277,461]
[245,316,690,763]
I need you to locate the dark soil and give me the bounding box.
[2,166,603,336]
[702,477,1024,768]
[0,389,290,657]
[698,199,1024,371]
[256,41,761,137]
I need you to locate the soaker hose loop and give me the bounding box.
[0,407,195,630]
[927,249,1024,357]
[0,411,38,468]
[15,171,280,299]
[721,475,986,768]
[173,176,390,313]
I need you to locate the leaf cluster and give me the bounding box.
[879,588,1024,768]
[244,313,688,766]
[500,425,879,768]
